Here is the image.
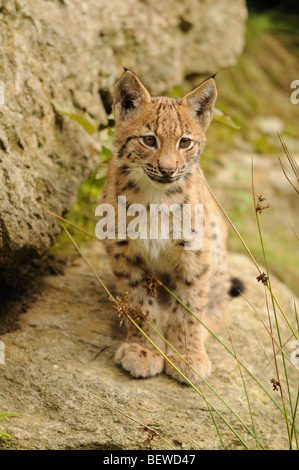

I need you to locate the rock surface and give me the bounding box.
[0,0,247,267]
[0,242,297,450]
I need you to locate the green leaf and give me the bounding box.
[98,127,115,150]
[0,412,20,421]
[99,145,112,164]
[0,431,12,439]
[213,108,241,129]
[95,166,108,181]
[0,412,20,439]
[51,100,96,134]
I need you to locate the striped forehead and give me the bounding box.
[150,97,187,137]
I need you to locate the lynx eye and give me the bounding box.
[179,138,192,149]
[142,135,157,148]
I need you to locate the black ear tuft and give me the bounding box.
[200,73,217,84]
[229,277,245,298]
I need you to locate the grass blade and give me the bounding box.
[251,158,297,449]
[226,326,260,449]
[88,392,177,450]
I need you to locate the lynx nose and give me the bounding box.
[158,165,177,177]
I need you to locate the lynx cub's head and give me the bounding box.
[113,70,217,189]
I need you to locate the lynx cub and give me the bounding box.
[99,70,241,383]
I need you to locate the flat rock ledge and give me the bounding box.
[0,242,297,450]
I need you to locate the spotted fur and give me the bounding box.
[99,71,233,383]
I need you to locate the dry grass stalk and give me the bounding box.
[88,392,176,450]
[277,134,299,196]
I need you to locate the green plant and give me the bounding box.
[0,413,19,439]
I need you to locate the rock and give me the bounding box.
[0,0,247,267]
[0,243,297,450]
[95,0,247,94]
[0,1,103,268]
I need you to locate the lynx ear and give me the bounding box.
[182,77,217,132]
[114,70,151,120]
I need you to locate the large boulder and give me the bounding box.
[0,0,247,268]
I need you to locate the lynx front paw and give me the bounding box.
[115,342,164,378]
[165,352,212,384]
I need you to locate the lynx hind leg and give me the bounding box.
[204,271,229,340]
[204,216,230,337]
